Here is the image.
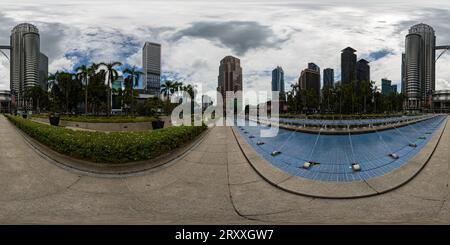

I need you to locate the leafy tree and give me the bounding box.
[123,66,142,116]
[99,61,122,116]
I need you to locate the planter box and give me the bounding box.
[151,120,165,130]
[49,116,60,126]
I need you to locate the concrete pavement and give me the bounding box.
[0,114,449,224]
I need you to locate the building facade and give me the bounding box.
[307,62,320,72]
[391,84,398,94]
[142,42,161,96]
[381,78,392,96]
[404,24,436,110]
[401,53,406,94]
[217,56,243,113]
[432,90,450,113]
[341,47,357,84]
[409,24,436,101]
[299,67,320,104]
[356,59,370,83]
[271,66,285,93]
[405,33,423,110]
[323,68,334,88]
[38,52,48,91]
[10,23,40,100]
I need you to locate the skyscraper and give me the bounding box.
[405,33,423,110]
[299,66,320,104]
[381,78,392,96]
[401,53,406,94]
[217,56,243,113]
[341,47,357,84]
[391,84,398,94]
[271,66,284,93]
[404,24,436,110]
[356,59,370,83]
[308,62,320,72]
[409,24,436,101]
[39,52,48,91]
[10,23,40,98]
[323,68,334,88]
[142,42,161,96]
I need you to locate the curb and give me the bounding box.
[10,119,210,178]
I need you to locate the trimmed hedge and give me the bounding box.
[32,114,155,123]
[7,115,206,163]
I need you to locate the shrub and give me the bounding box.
[7,115,206,163]
[32,114,155,123]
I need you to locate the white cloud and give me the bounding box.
[1,0,450,99]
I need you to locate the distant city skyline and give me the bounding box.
[1,0,450,101]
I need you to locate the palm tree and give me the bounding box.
[123,66,143,116]
[75,65,89,115]
[99,61,122,116]
[160,80,175,97]
[47,71,59,91]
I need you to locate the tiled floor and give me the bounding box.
[237,115,446,182]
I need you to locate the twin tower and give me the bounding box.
[403,23,449,111]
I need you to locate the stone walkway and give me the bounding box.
[0,114,449,224]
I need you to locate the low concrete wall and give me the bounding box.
[32,116,172,132]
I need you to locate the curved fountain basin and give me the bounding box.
[236,115,446,182]
[257,114,431,128]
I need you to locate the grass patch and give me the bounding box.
[7,115,206,163]
[32,114,155,123]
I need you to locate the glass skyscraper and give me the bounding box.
[405,23,436,110]
[10,23,40,99]
[323,68,334,88]
[271,66,284,93]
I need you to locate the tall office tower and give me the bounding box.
[381,78,392,96]
[271,66,285,93]
[391,84,398,94]
[10,23,40,98]
[405,33,422,110]
[356,59,370,82]
[307,62,320,72]
[408,23,436,104]
[142,42,161,96]
[217,56,243,113]
[341,47,357,84]
[323,68,334,88]
[299,67,320,103]
[38,52,48,91]
[401,53,406,94]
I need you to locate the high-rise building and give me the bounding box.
[381,78,392,96]
[356,59,370,83]
[142,42,161,96]
[38,52,48,91]
[10,23,40,99]
[217,56,243,113]
[299,67,320,103]
[271,66,284,93]
[308,63,320,72]
[401,53,406,94]
[404,24,436,110]
[323,68,334,88]
[391,84,398,94]
[405,33,423,110]
[409,24,436,101]
[341,47,357,84]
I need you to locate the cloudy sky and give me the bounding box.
[1,0,450,102]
